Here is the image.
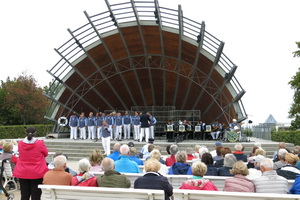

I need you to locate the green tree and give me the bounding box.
[289,42,300,129]
[0,73,49,125]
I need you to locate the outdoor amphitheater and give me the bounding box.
[1,0,299,200]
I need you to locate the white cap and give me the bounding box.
[233,119,237,122]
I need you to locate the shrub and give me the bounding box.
[271,130,300,145]
[0,124,54,139]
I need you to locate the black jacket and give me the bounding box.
[134,172,173,200]
[217,167,234,176]
[140,114,150,128]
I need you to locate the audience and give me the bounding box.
[179,161,218,191]
[201,153,217,176]
[192,144,201,159]
[273,142,290,162]
[247,148,266,168]
[115,144,140,173]
[247,155,264,180]
[210,142,222,157]
[166,144,178,166]
[48,152,77,176]
[97,157,131,188]
[129,147,144,165]
[253,158,288,194]
[107,143,121,161]
[186,147,195,160]
[43,155,72,185]
[214,147,231,168]
[233,143,247,162]
[213,146,223,161]
[273,149,288,170]
[134,159,173,200]
[89,149,104,172]
[198,146,209,159]
[217,154,237,176]
[223,161,255,192]
[71,158,97,187]
[276,153,300,179]
[141,139,155,159]
[169,151,192,175]
[146,150,169,175]
[13,127,48,200]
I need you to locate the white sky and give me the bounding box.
[0,0,299,125]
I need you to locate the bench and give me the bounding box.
[39,185,165,200]
[0,159,18,190]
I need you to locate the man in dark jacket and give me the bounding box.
[139,111,150,142]
[233,143,247,162]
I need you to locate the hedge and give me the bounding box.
[271,130,300,145]
[0,124,54,139]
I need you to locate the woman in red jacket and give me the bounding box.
[71,158,98,187]
[13,127,48,200]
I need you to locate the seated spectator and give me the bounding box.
[129,147,144,165]
[213,146,223,161]
[223,161,255,192]
[214,147,231,168]
[273,149,288,170]
[43,155,72,185]
[249,142,261,157]
[273,142,290,162]
[134,159,173,200]
[169,151,192,175]
[71,158,97,187]
[201,153,217,176]
[179,161,218,191]
[253,158,288,193]
[290,174,300,194]
[48,152,77,176]
[147,145,166,165]
[233,143,247,162]
[115,144,140,173]
[145,150,168,175]
[192,145,201,159]
[210,142,222,158]
[107,143,121,161]
[276,153,300,179]
[166,144,178,166]
[89,149,104,172]
[247,155,264,180]
[141,139,155,159]
[293,146,300,158]
[217,154,237,176]
[247,147,266,168]
[186,147,195,160]
[97,157,131,188]
[199,146,209,159]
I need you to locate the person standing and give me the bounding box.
[140,111,151,142]
[123,111,132,140]
[148,112,157,139]
[95,112,104,140]
[13,127,48,200]
[132,111,140,141]
[114,112,123,141]
[78,112,87,140]
[87,112,96,140]
[105,112,114,139]
[101,121,112,156]
[69,112,78,140]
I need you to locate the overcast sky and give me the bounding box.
[0,0,299,125]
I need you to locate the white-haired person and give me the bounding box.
[169,151,192,175]
[115,144,140,173]
[223,161,255,192]
[273,148,288,170]
[71,158,97,187]
[179,161,218,191]
[134,159,173,200]
[166,144,178,166]
[217,154,237,176]
[144,149,169,175]
[253,158,288,193]
[233,143,247,162]
[246,155,264,180]
[43,155,72,185]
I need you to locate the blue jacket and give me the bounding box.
[129,156,144,166]
[168,163,192,175]
[217,167,234,176]
[290,175,300,194]
[115,156,140,173]
[107,151,120,161]
[205,165,218,176]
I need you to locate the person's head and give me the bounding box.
[148,144,155,153]
[251,146,259,155]
[199,146,209,158]
[113,143,121,152]
[125,111,129,115]
[120,144,130,156]
[11,140,17,146]
[224,154,237,168]
[215,141,222,148]
[221,147,232,158]
[117,112,121,116]
[89,149,104,166]
[191,161,207,177]
[89,112,93,117]
[278,142,286,149]
[101,157,115,171]
[166,145,172,155]
[150,149,161,161]
[230,161,249,176]
[201,153,214,166]
[254,148,266,157]
[293,146,300,155]
[260,158,274,173]
[254,142,261,148]
[26,127,37,140]
[72,111,76,117]
[129,147,138,156]
[154,145,161,152]
[278,148,288,161]
[216,146,223,157]
[175,151,187,163]
[78,158,91,173]
[2,142,13,153]
[80,112,85,117]
[53,155,67,169]
[102,121,107,126]
[254,155,265,167]
[234,143,243,152]
[186,147,193,155]
[170,144,179,155]
[135,111,139,116]
[194,145,201,153]
[285,153,300,165]
[144,159,161,172]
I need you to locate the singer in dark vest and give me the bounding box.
[139,111,150,142]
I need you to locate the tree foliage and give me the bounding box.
[0,73,49,125]
[289,42,300,129]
